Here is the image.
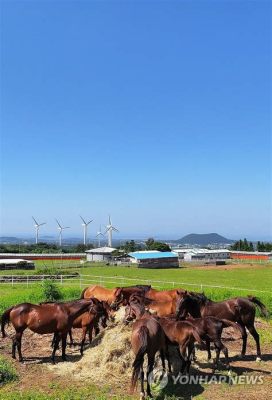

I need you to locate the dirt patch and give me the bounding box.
[1,312,272,399]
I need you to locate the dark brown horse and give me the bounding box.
[179,316,243,372]
[176,291,269,361]
[158,317,204,374]
[124,301,170,400]
[1,299,99,363]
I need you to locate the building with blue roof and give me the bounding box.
[128,251,179,269]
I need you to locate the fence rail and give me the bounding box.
[0,274,270,294]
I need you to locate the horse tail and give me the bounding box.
[247,296,269,318]
[1,306,13,338]
[220,319,244,337]
[130,326,148,393]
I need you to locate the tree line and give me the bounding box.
[230,239,272,252]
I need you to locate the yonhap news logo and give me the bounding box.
[148,369,264,388]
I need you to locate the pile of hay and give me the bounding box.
[48,308,136,388]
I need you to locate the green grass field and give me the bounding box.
[1,262,271,317]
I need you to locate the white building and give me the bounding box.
[173,248,230,262]
[85,247,116,262]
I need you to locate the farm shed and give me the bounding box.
[128,251,179,269]
[230,251,272,261]
[173,248,230,262]
[0,258,35,270]
[85,247,116,262]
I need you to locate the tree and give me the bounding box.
[145,238,171,252]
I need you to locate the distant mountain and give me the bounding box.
[175,233,234,246]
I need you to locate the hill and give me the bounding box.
[175,233,234,246]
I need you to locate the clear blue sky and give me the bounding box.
[1,0,271,241]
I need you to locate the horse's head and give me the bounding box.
[87,298,103,315]
[123,301,145,324]
[110,288,125,310]
[175,290,190,319]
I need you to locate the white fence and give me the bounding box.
[0,274,270,294]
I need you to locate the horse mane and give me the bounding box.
[189,292,209,304]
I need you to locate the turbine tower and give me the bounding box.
[96,225,105,247]
[32,217,46,244]
[80,216,93,245]
[56,219,70,247]
[105,216,119,247]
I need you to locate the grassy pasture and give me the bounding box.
[0,262,271,318]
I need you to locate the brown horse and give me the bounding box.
[129,293,177,317]
[110,286,151,309]
[68,299,109,354]
[81,285,151,307]
[146,288,185,302]
[176,291,269,361]
[124,302,170,400]
[158,317,204,374]
[1,299,99,363]
[180,316,243,372]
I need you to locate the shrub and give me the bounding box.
[0,357,18,385]
[41,279,63,302]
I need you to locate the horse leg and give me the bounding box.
[68,330,74,347]
[220,342,230,371]
[12,336,17,359]
[51,333,61,364]
[212,344,220,373]
[239,323,248,357]
[160,350,166,371]
[80,327,87,356]
[89,322,94,344]
[247,324,261,361]
[140,362,145,400]
[61,333,67,361]
[15,331,23,362]
[206,338,211,361]
[178,345,188,374]
[146,355,155,398]
[165,345,172,373]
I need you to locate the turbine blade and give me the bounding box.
[87,219,93,225]
[80,215,87,224]
[112,226,119,232]
[55,219,62,228]
[39,222,46,226]
[32,216,39,225]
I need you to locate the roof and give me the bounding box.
[0,259,33,265]
[173,248,230,255]
[129,251,178,260]
[85,247,116,254]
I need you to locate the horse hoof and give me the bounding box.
[256,357,261,362]
[140,392,145,400]
[228,370,232,376]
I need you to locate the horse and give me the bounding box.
[110,286,151,309]
[124,301,170,400]
[1,298,99,363]
[81,285,151,307]
[176,291,269,361]
[52,299,107,355]
[129,293,177,317]
[157,317,205,374]
[145,288,186,302]
[178,316,243,372]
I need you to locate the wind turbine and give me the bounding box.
[104,216,119,247]
[32,217,46,244]
[55,219,70,247]
[96,225,105,247]
[80,215,93,245]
